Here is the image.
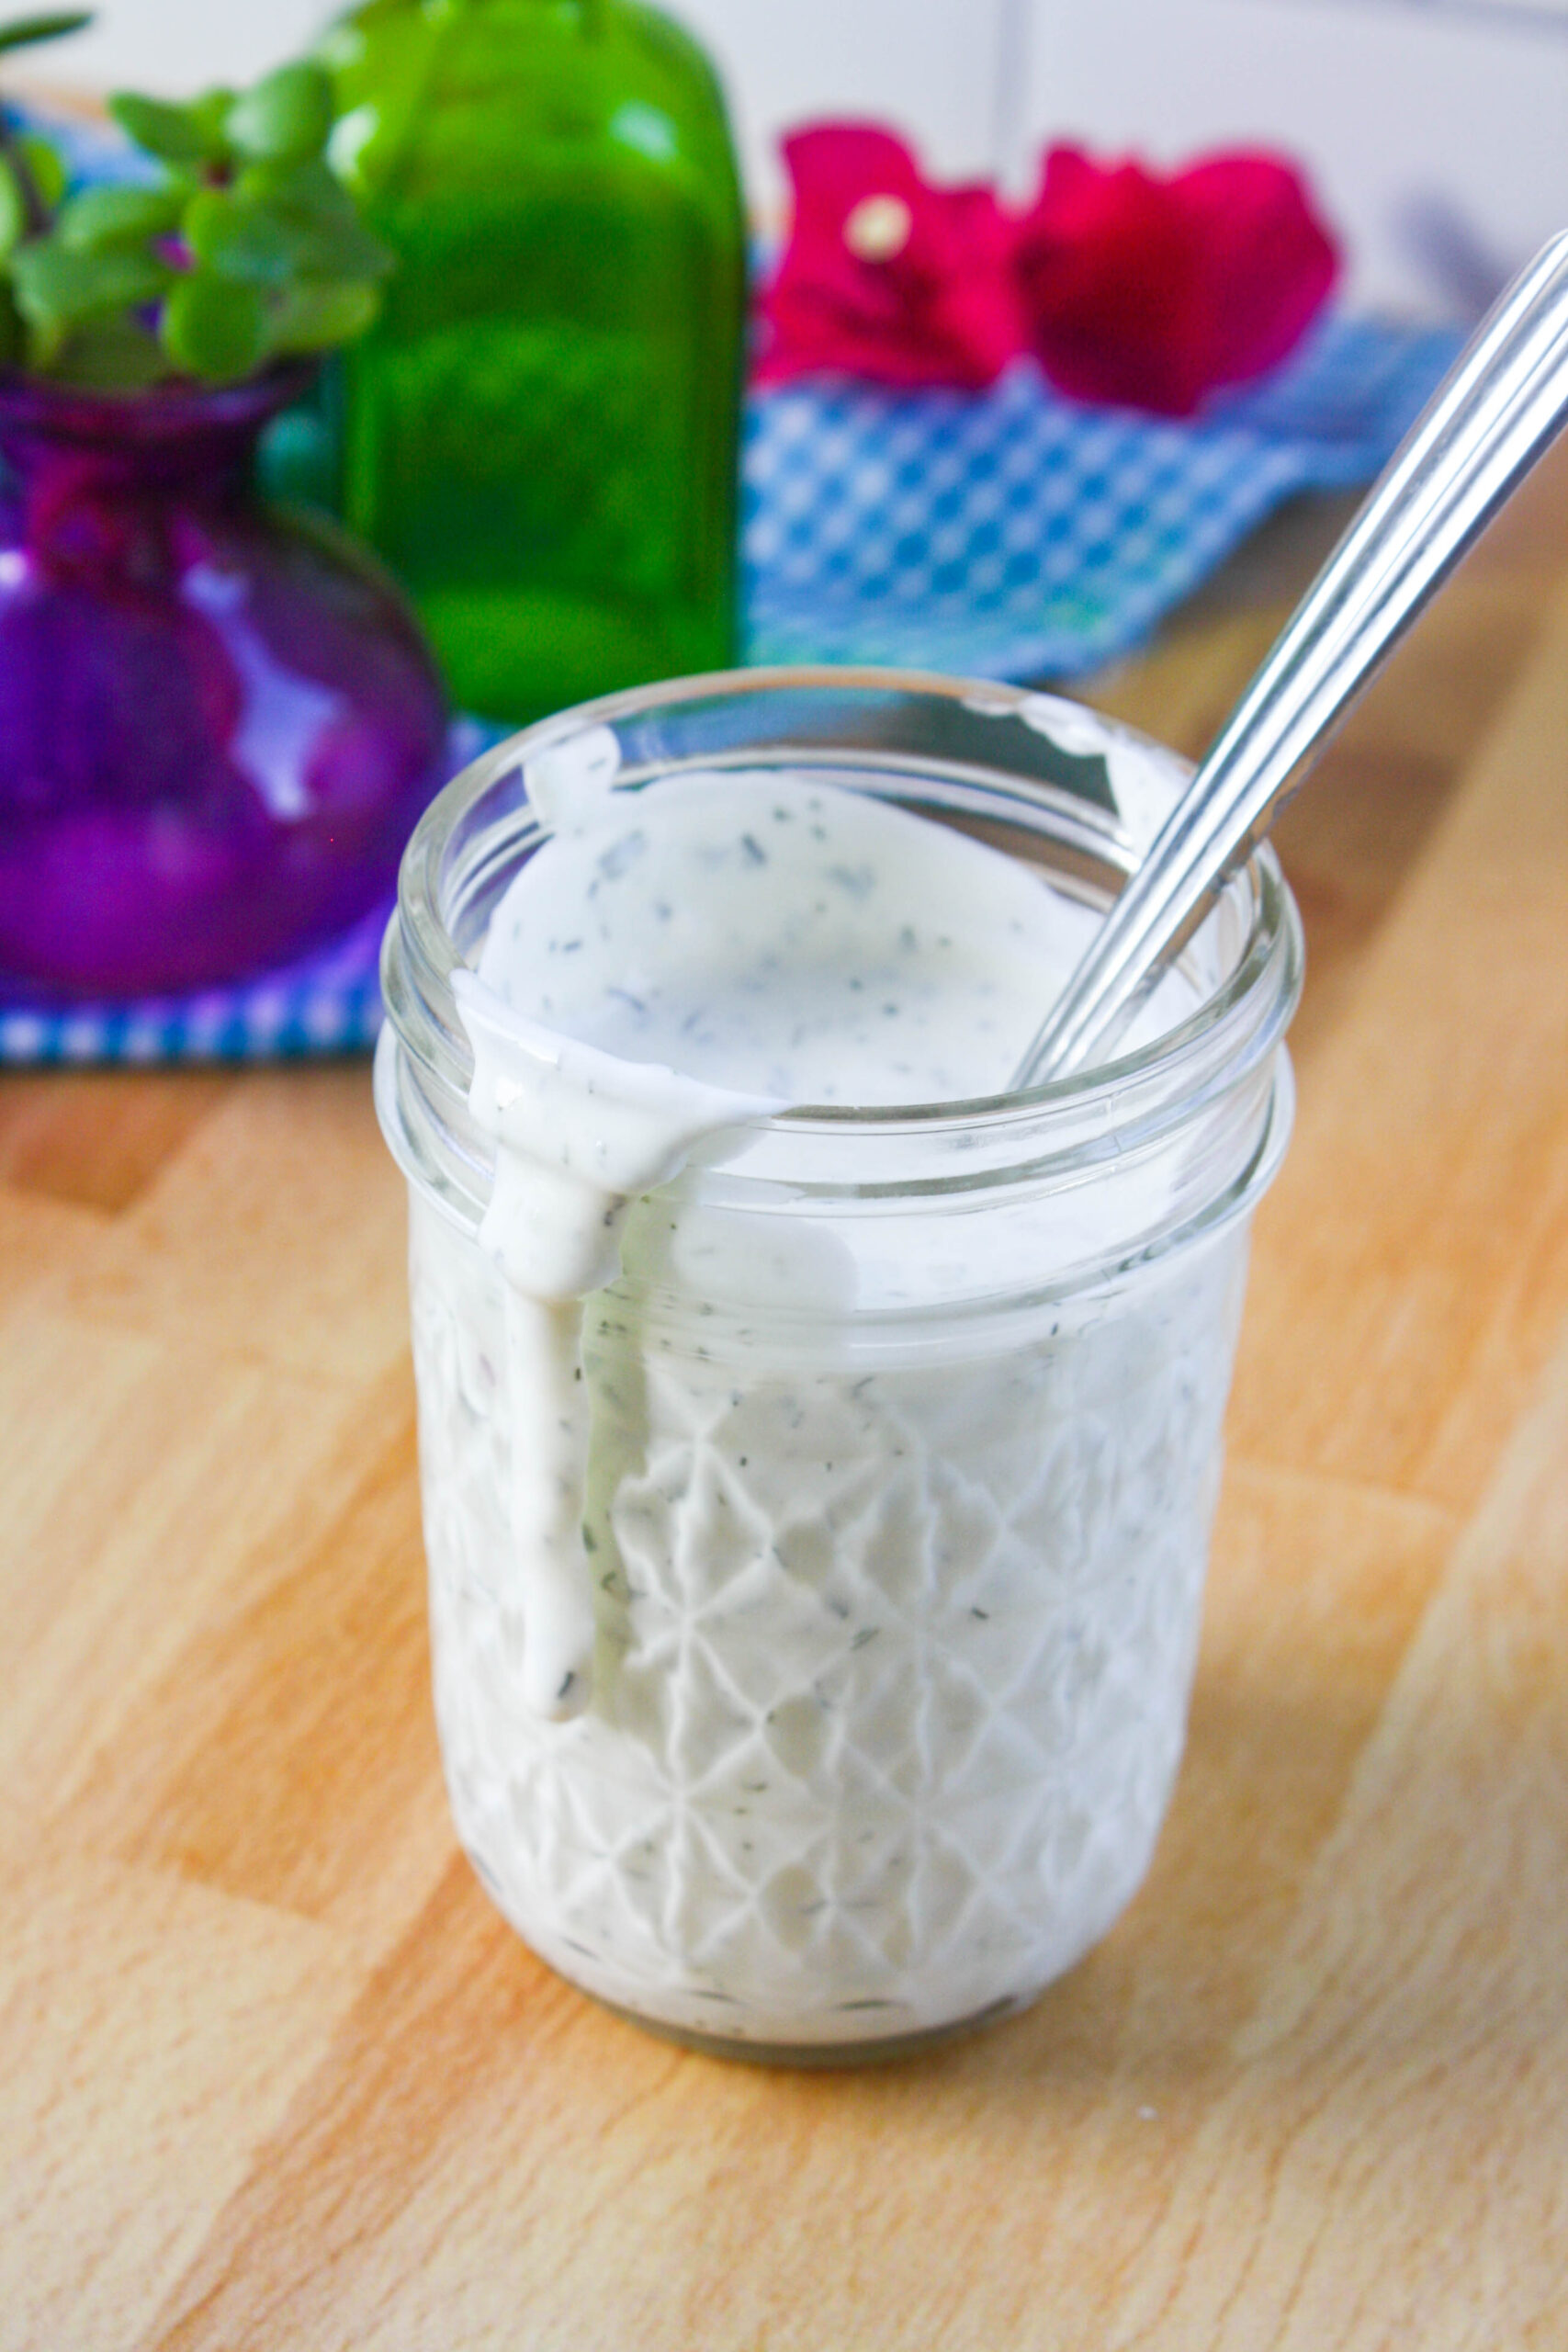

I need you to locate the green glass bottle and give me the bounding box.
[320,0,746,725]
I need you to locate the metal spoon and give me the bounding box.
[1010,228,1568,1089]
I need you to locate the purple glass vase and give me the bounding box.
[0,366,447,1001]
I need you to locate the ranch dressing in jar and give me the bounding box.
[377,673,1301,2057]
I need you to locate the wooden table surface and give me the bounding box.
[5,448,1568,2352]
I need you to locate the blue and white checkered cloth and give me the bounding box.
[742,313,1460,676]
[1,286,1457,1064]
[0,900,389,1068]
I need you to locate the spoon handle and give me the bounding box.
[1012,228,1568,1088]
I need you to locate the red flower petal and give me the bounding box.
[1175,153,1342,384]
[1013,144,1339,416]
[757,123,1026,390]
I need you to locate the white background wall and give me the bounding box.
[14,0,1568,318]
[20,0,326,96]
[1020,0,1568,318]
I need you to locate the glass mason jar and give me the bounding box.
[321,0,747,728]
[376,670,1302,2061]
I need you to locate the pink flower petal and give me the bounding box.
[757,123,1026,390]
[755,123,1339,413]
[1013,144,1339,416]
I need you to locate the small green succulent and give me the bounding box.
[0,12,393,390]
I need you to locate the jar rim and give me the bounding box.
[385,663,1302,1142]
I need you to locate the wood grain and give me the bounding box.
[4,453,1567,2351]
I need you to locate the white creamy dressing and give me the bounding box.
[470,729,1101,1105]
[453,990,779,1716]
[412,725,1247,2045]
[456,726,1157,1720]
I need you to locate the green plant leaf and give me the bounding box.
[233,156,354,237]
[233,158,394,281]
[224,62,333,164]
[17,133,66,211]
[183,187,298,285]
[107,91,212,165]
[0,280,23,366]
[184,181,391,293]
[0,155,26,259]
[269,277,380,353]
[47,314,167,390]
[160,269,268,380]
[187,86,235,157]
[56,182,185,252]
[0,10,91,57]
[293,209,393,282]
[237,154,348,213]
[9,235,169,330]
